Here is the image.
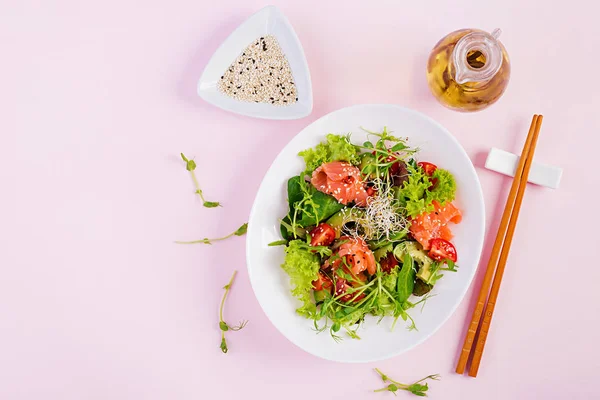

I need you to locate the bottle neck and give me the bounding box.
[452,29,503,84]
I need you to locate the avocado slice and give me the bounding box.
[368,230,408,250]
[326,208,365,238]
[393,241,435,284]
[359,153,378,179]
[412,278,433,296]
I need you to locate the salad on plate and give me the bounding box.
[276,128,462,341]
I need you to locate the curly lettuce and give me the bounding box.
[281,240,320,317]
[429,168,456,205]
[298,134,360,173]
[395,163,456,217]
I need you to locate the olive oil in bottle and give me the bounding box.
[426,28,510,112]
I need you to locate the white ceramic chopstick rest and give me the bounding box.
[484,147,562,189]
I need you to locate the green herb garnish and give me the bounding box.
[218,270,248,353]
[268,240,288,247]
[374,368,440,397]
[286,176,344,235]
[357,127,417,181]
[175,222,248,245]
[180,153,221,208]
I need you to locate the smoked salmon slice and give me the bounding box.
[311,162,369,207]
[410,201,462,250]
[323,236,377,276]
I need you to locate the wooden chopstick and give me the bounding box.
[467,115,543,376]
[455,115,543,375]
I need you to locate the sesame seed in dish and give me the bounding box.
[217,35,297,106]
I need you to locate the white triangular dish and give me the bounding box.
[198,5,313,120]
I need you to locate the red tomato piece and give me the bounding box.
[417,161,437,176]
[428,238,458,262]
[309,223,336,247]
[366,185,377,197]
[312,272,333,292]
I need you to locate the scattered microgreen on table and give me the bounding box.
[219,270,248,353]
[176,223,248,245]
[180,153,221,208]
[374,369,440,397]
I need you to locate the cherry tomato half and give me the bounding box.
[428,238,457,262]
[366,185,377,197]
[309,223,336,247]
[312,272,333,291]
[417,161,437,176]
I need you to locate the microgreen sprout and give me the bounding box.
[374,369,441,397]
[175,223,247,245]
[219,270,248,353]
[180,153,221,208]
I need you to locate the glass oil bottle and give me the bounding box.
[426,28,510,112]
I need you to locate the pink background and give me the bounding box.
[2,1,599,399]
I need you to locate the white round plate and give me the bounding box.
[246,104,485,362]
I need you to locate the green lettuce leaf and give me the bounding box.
[281,240,321,317]
[382,268,399,293]
[395,163,434,217]
[298,134,360,173]
[395,163,456,218]
[429,168,456,205]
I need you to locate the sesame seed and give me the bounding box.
[217,35,298,106]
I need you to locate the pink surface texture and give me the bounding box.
[2,1,599,399]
